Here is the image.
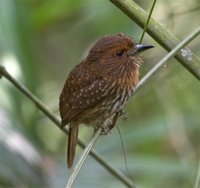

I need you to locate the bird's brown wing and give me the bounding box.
[59,63,108,126]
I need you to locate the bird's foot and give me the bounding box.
[100,118,114,135]
[93,117,115,135]
[94,110,128,135]
[93,124,111,135]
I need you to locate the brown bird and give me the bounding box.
[59,33,154,168]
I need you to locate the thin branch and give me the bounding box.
[139,0,157,43]
[109,0,200,80]
[0,65,134,188]
[193,158,200,188]
[66,127,102,188]
[0,66,61,127]
[116,125,135,188]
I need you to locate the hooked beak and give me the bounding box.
[130,44,154,56]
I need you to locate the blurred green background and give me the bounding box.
[0,0,199,187]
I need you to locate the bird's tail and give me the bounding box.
[67,124,79,168]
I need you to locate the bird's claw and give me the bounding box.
[94,110,128,135]
[94,117,115,135]
[100,118,115,135]
[100,124,112,135]
[93,124,111,135]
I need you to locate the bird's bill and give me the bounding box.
[130,44,154,56]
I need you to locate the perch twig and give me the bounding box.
[66,127,102,188]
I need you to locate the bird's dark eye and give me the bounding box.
[115,50,125,57]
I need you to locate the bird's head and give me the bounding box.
[87,33,154,69]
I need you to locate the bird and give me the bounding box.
[59,33,154,168]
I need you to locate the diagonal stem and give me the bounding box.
[193,158,200,188]
[66,128,102,188]
[139,0,157,43]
